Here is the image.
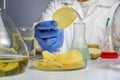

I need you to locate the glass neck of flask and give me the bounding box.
[106,26,113,37]
[71,22,87,48]
[103,26,114,51]
[73,23,85,40]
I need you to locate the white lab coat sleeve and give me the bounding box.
[113,5,120,44]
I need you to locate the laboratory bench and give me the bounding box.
[0,57,120,80]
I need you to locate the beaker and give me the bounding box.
[71,23,91,61]
[18,27,36,58]
[101,26,118,59]
[0,8,29,77]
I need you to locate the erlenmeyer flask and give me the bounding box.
[101,25,118,59]
[71,23,91,61]
[0,8,29,76]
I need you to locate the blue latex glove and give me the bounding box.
[34,20,64,52]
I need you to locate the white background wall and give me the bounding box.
[0,0,50,27]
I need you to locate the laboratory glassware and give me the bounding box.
[61,1,91,61]
[71,23,91,61]
[101,25,118,59]
[18,27,36,58]
[114,44,120,56]
[0,1,29,77]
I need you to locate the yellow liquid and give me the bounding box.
[0,56,28,77]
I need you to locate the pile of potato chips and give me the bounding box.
[33,49,84,69]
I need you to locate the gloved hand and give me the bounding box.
[34,20,64,52]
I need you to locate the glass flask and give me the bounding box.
[101,25,118,59]
[71,23,91,61]
[0,9,29,77]
[18,27,36,58]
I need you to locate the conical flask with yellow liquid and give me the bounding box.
[0,0,29,77]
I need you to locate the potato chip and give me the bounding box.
[33,49,84,69]
[55,50,83,65]
[33,59,63,68]
[33,60,45,68]
[0,62,19,72]
[63,63,82,68]
[42,51,58,62]
[52,6,77,29]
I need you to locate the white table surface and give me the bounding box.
[0,58,120,80]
